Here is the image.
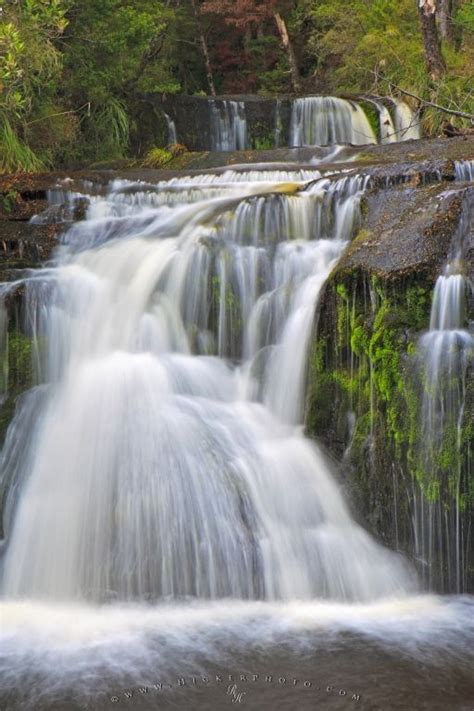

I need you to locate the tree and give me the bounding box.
[201,0,302,93]
[418,0,446,80]
[438,0,455,42]
[273,11,301,92]
[61,0,178,160]
[189,0,216,95]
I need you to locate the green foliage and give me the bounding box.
[143,147,173,168]
[308,274,473,520]
[302,0,425,92]
[0,0,181,169]
[0,188,19,214]
[253,136,274,150]
[300,0,474,133]
[84,98,130,161]
[1,0,473,169]
[0,0,68,171]
[246,36,291,94]
[0,330,35,448]
[360,102,381,139]
[62,0,176,99]
[455,2,474,33]
[4,332,34,392]
[61,0,178,162]
[142,140,188,168]
[0,116,45,173]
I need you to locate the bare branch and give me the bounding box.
[386,81,474,122]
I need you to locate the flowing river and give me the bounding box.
[0,165,473,710]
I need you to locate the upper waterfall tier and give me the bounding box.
[210,100,248,151]
[290,97,377,146]
[1,169,414,604]
[161,95,420,151]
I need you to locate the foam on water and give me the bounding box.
[1,595,473,709]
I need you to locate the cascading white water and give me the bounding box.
[164,113,178,145]
[210,100,249,151]
[374,100,420,143]
[393,100,420,141]
[274,99,283,148]
[171,96,422,151]
[0,169,414,604]
[421,270,472,464]
[429,272,467,330]
[416,195,473,592]
[455,159,474,181]
[290,97,377,147]
[376,102,397,144]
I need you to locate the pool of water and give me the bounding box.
[1,595,473,710]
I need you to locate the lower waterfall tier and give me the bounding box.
[1,171,414,603]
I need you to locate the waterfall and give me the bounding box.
[167,96,423,151]
[377,103,397,144]
[274,99,283,148]
[0,169,414,604]
[210,100,249,151]
[164,113,177,145]
[415,195,473,592]
[0,299,8,400]
[455,160,474,181]
[289,97,377,147]
[393,100,420,141]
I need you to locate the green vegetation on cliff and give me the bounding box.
[307,273,471,497]
[306,267,473,587]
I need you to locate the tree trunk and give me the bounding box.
[438,0,455,42]
[418,2,446,80]
[190,0,216,96]
[273,12,301,94]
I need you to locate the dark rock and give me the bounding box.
[337,183,469,282]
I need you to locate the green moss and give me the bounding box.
[352,228,373,246]
[250,120,276,151]
[350,323,368,357]
[0,189,19,214]
[306,274,456,504]
[0,330,34,446]
[360,102,381,140]
[253,136,274,150]
[143,147,173,168]
[3,331,34,391]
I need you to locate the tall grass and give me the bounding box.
[0,115,45,174]
[91,97,130,158]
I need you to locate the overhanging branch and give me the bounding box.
[385,80,474,122]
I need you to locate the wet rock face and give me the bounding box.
[139,94,293,152]
[0,178,61,281]
[305,174,474,594]
[338,183,468,282]
[0,173,107,281]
